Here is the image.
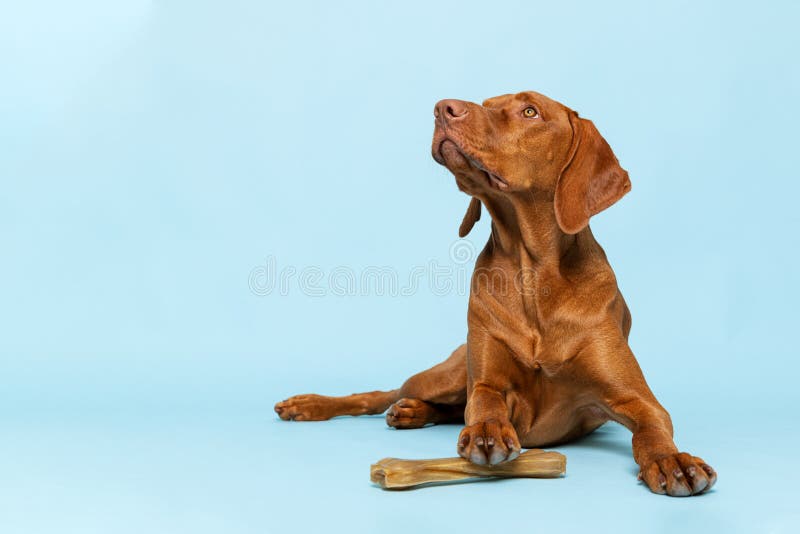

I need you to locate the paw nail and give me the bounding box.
[637,472,643,480]
[658,475,666,488]
[687,467,696,477]
[673,469,683,479]
[475,437,485,447]
[486,437,495,448]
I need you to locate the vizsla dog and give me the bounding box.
[275,91,717,496]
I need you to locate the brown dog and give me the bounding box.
[274,91,716,496]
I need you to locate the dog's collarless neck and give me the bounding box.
[480,193,577,265]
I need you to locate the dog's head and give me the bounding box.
[432,91,630,236]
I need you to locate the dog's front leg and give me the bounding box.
[588,336,718,496]
[457,334,521,465]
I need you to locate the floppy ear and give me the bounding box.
[458,197,482,237]
[554,112,631,234]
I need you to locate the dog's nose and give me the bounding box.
[434,99,469,122]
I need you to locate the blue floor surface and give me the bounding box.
[3,405,796,534]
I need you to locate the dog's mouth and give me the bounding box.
[434,138,509,191]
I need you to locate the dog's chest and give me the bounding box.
[468,261,609,371]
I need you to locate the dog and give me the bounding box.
[274,91,716,496]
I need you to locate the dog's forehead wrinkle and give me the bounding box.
[482,93,515,108]
[482,91,560,119]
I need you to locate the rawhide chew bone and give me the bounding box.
[370,449,566,489]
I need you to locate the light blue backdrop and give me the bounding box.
[2,1,798,532]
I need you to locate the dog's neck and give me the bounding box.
[479,190,579,266]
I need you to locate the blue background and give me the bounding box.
[2,1,799,532]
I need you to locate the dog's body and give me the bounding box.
[275,91,716,496]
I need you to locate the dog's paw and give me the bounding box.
[386,398,436,429]
[638,452,717,496]
[274,394,333,421]
[457,419,521,465]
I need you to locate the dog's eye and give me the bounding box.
[522,107,538,118]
